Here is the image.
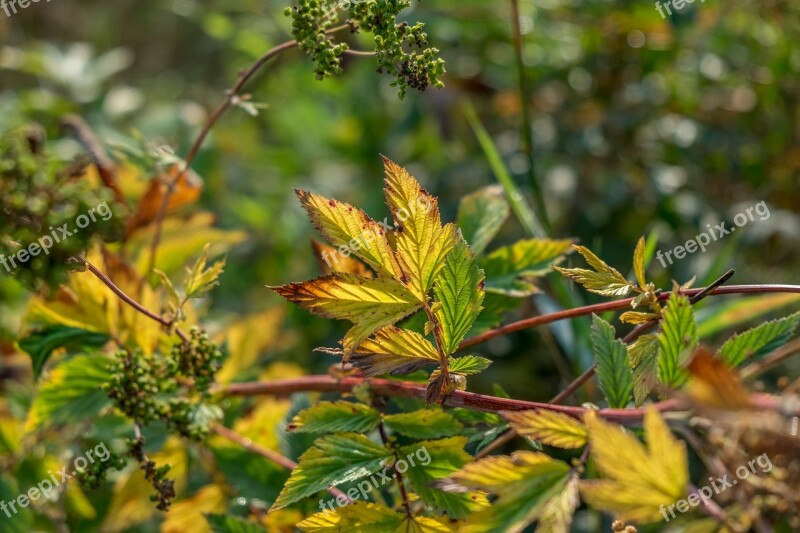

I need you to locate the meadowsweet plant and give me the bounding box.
[2,1,799,532]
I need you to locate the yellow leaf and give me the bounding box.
[317,326,439,376]
[633,237,647,290]
[554,245,632,297]
[619,311,658,325]
[216,309,284,383]
[298,500,455,532]
[503,410,588,449]
[579,408,688,523]
[162,484,227,533]
[296,189,403,279]
[271,274,422,359]
[686,347,751,410]
[382,157,457,300]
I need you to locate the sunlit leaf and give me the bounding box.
[298,501,453,532]
[579,409,688,523]
[311,240,373,277]
[717,311,800,367]
[554,245,633,297]
[657,293,697,388]
[632,237,647,290]
[447,355,492,376]
[503,410,587,449]
[287,401,380,434]
[590,315,633,408]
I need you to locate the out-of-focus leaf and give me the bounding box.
[184,244,225,299]
[481,238,573,297]
[25,354,112,431]
[298,501,453,532]
[206,515,268,533]
[384,409,463,439]
[162,484,227,533]
[628,334,660,406]
[127,165,203,234]
[311,240,373,277]
[632,236,647,290]
[579,409,688,523]
[686,347,751,409]
[456,185,509,255]
[696,293,800,338]
[18,325,109,380]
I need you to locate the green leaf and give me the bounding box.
[298,501,450,532]
[433,238,485,355]
[383,409,463,439]
[184,244,226,298]
[717,311,800,367]
[481,238,574,297]
[590,315,634,408]
[657,293,698,388]
[0,475,33,533]
[554,245,633,297]
[448,355,492,376]
[18,326,110,380]
[628,334,660,406]
[271,433,392,510]
[399,437,489,519]
[26,354,113,431]
[456,185,509,255]
[288,401,380,434]
[206,514,268,533]
[441,451,573,533]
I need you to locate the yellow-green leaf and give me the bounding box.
[633,237,647,290]
[502,410,587,449]
[316,326,439,376]
[296,189,403,279]
[184,243,225,299]
[383,409,463,439]
[481,238,574,297]
[382,157,457,300]
[288,401,380,434]
[271,274,422,359]
[298,501,454,532]
[579,408,688,523]
[554,245,633,297]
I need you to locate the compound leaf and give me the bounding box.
[554,245,633,297]
[503,410,587,449]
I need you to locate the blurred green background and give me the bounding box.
[2,0,799,405]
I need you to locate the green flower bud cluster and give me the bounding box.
[284,0,445,97]
[0,125,125,290]
[104,328,223,441]
[77,450,127,491]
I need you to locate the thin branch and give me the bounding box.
[212,425,352,502]
[81,257,188,343]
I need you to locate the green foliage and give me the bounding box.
[206,514,269,533]
[718,312,800,367]
[589,315,633,408]
[481,238,573,297]
[383,408,463,438]
[657,293,698,389]
[18,325,109,380]
[288,401,381,433]
[457,185,509,256]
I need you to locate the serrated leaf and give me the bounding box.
[399,437,489,519]
[554,245,633,297]
[383,157,458,300]
[628,334,660,406]
[271,274,422,359]
[717,311,800,367]
[311,240,373,277]
[184,244,226,298]
[619,311,658,325]
[456,185,509,255]
[26,354,113,431]
[296,189,402,279]
[502,410,587,449]
[657,293,697,388]
[590,315,634,408]
[384,409,463,439]
[206,514,268,533]
[271,432,392,511]
[288,401,380,434]
[537,474,580,533]
[433,238,485,355]
[316,326,439,377]
[447,355,492,375]
[633,237,647,290]
[481,238,573,297]
[440,451,573,533]
[18,326,110,381]
[579,408,688,523]
[298,501,453,532]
